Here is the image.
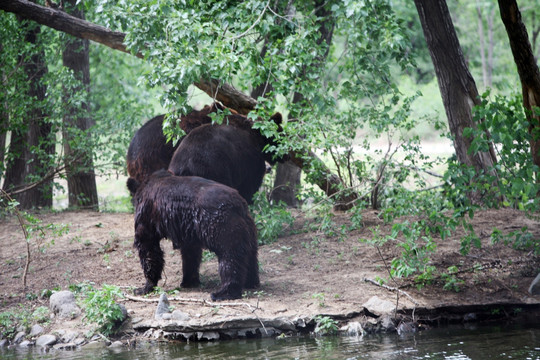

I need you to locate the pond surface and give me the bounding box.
[2,323,539,359]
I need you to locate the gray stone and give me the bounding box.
[197,331,220,340]
[13,331,26,344]
[109,341,123,348]
[155,293,171,320]
[397,322,417,335]
[36,334,57,347]
[380,315,396,332]
[529,273,540,295]
[341,321,364,337]
[53,342,77,350]
[60,330,80,343]
[29,324,44,337]
[0,339,8,347]
[259,327,277,337]
[363,296,396,316]
[171,310,190,321]
[161,313,172,320]
[19,340,33,347]
[50,291,81,320]
[74,337,86,346]
[82,341,106,351]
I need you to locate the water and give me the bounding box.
[2,323,539,359]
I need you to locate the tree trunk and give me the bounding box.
[271,0,341,208]
[498,0,540,180]
[0,43,7,185]
[0,0,356,206]
[62,0,98,209]
[2,20,53,209]
[414,0,497,179]
[270,161,301,207]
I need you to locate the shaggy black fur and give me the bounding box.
[128,170,259,301]
[168,113,285,204]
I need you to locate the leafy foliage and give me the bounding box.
[251,190,294,245]
[0,306,49,340]
[313,315,339,336]
[78,283,125,337]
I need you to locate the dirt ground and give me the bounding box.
[0,207,539,334]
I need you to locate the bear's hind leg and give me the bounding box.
[134,224,164,295]
[211,255,246,301]
[180,244,202,288]
[244,252,260,289]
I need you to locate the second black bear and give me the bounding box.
[127,170,259,301]
[126,103,227,194]
[168,113,286,204]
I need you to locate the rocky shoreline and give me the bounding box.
[2,289,539,353]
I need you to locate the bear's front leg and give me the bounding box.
[134,224,164,295]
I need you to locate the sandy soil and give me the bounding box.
[0,208,539,335]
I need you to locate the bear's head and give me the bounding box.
[255,112,288,165]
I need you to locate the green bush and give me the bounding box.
[250,191,294,245]
[79,283,125,337]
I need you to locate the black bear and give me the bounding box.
[127,170,259,301]
[168,113,286,204]
[126,103,227,194]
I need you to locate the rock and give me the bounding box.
[0,339,8,347]
[53,342,77,350]
[29,324,44,337]
[294,317,307,328]
[161,313,172,320]
[171,310,190,321]
[463,313,477,322]
[260,327,277,337]
[50,291,81,320]
[109,341,123,348]
[529,273,540,295]
[60,330,80,343]
[197,331,220,340]
[380,315,396,332]
[363,296,396,316]
[341,321,364,337]
[397,321,417,335]
[82,341,107,351]
[155,293,171,320]
[35,334,57,347]
[19,340,33,347]
[13,331,26,344]
[74,337,86,346]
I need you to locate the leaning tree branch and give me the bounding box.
[0,0,356,206]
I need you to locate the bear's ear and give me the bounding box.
[270,112,283,125]
[127,177,141,195]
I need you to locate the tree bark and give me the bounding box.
[414,0,498,178]
[498,0,540,179]
[0,43,7,184]
[2,20,53,209]
[0,0,355,206]
[62,0,99,209]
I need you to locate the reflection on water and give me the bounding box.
[2,323,539,360]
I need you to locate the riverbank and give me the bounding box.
[0,208,539,347]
